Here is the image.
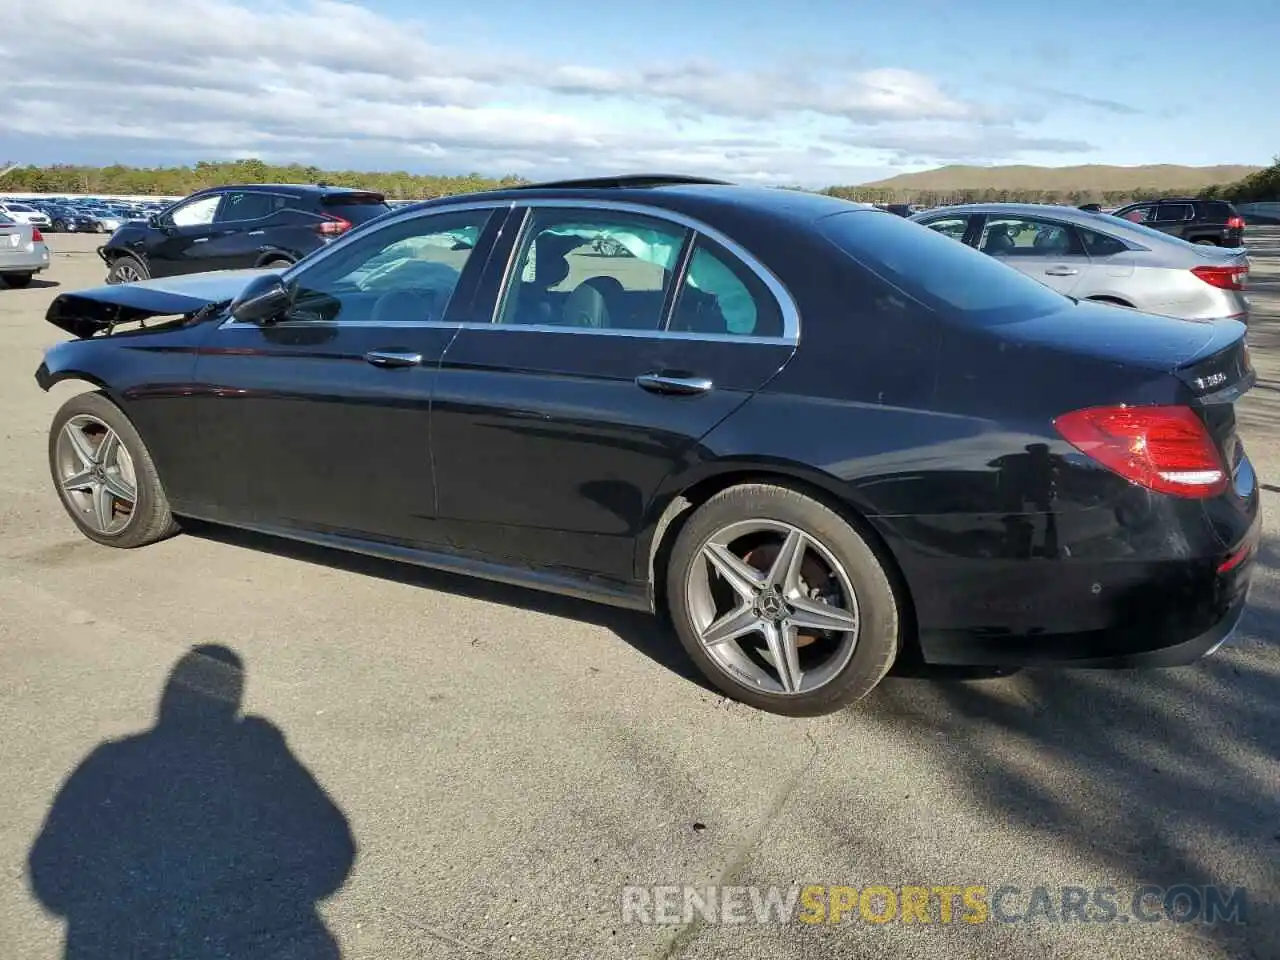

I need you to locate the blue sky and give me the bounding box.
[3,0,1276,184]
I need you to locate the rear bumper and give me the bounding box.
[0,245,50,274]
[879,494,1261,670]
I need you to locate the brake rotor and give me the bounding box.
[742,542,833,648]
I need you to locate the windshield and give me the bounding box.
[1094,212,1212,251]
[819,210,1068,326]
[7,203,35,212]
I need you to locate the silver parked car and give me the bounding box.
[910,203,1249,322]
[0,213,51,288]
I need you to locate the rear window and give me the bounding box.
[817,210,1067,325]
[322,193,391,225]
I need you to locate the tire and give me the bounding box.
[1193,239,1218,246]
[53,219,66,232]
[106,254,149,284]
[1,273,34,289]
[665,483,901,716]
[48,391,180,549]
[261,258,293,269]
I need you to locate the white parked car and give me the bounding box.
[0,201,52,230]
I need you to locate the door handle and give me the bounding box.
[1045,266,1079,276]
[247,230,265,236]
[365,350,423,368]
[192,237,210,244]
[635,373,714,395]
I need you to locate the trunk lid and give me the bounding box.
[997,299,1231,370]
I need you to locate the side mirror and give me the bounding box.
[230,273,292,325]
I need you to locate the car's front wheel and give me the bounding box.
[53,219,66,232]
[106,254,149,284]
[1,273,34,288]
[665,483,901,716]
[48,392,180,548]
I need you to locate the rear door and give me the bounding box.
[974,213,1091,296]
[1150,202,1195,239]
[202,190,291,270]
[429,201,798,582]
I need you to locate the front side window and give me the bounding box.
[977,217,1081,257]
[920,216,970,241]
[669,238,783,337]
[1118,205,1153,224]
[169,195,221,227]
[497,209,688,330]
[819,209,1067,326]
[284,209,493,324]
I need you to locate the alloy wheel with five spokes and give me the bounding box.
[54,414,138,535]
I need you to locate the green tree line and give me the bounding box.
[1200,156,1280,202]
[1,155,1276,203]
[0,159,528,198]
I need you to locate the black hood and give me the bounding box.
[46,269,284,338]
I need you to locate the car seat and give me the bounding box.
[983,224,1015,254]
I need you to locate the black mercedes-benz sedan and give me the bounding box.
[34,174,1260,715]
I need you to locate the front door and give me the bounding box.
[148,193,226,277]
[430,204,797,582]
[974,214,1090,297]
[185,205,505,545]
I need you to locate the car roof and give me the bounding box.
[407,174,875,226]
[193,183,382,197]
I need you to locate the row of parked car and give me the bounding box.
[0,196,170,234]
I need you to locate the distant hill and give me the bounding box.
[857,163,1261,194]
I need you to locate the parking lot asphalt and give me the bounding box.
[1,232,1277,959]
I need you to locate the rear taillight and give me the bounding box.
[1054,405,1227,498]
[1192,264,1248,291]
[315,215,352,237]
[1226,216,1245,230]
[31,228,43,242]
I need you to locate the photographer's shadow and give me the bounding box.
[27,645,356,959]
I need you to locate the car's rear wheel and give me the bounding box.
[1,273,34,288]
[48,392,179,548]
[665,483,900,716]
[261,258,293,269]
[106,255,149,284]
[1193,239,1218,246]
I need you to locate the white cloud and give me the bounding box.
[2,0,1102,184]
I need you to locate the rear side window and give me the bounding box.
[818,210,1067,325]
[216,192,289,222]
[1154,203,1194,223]
[323,194,391,225]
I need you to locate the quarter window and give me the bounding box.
[669,238,782,338]
[284,209,493,324]
[977,217,1081,257]
[497,209,688,330]
[168,195,221,227]
[1078,229,1128,257]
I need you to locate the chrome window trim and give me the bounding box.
[220,197,800,345]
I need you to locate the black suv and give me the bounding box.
[1109,198,1245,247]
[99,184,391,283]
